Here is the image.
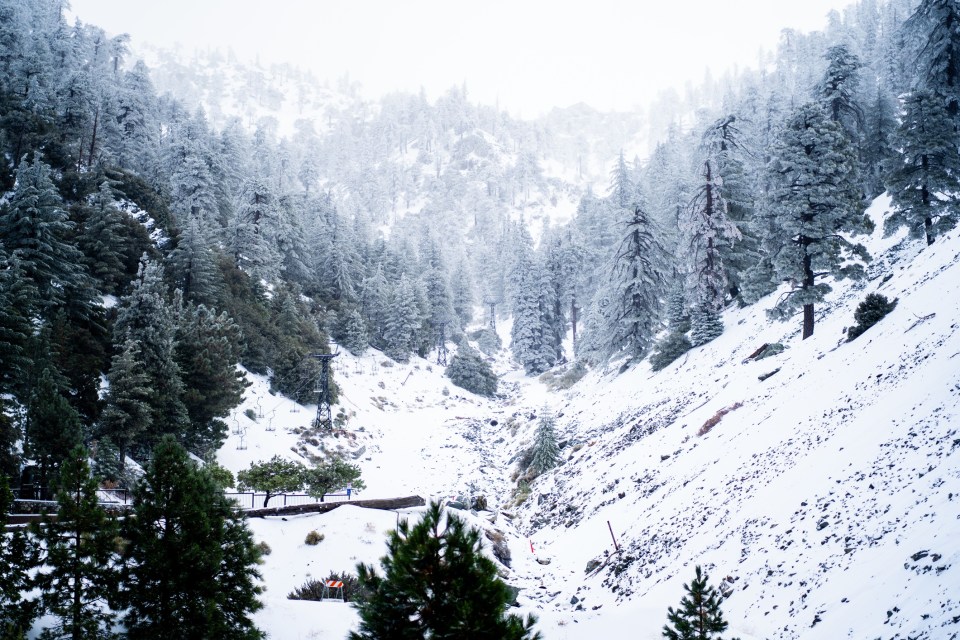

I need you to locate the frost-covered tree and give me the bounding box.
[530,408,559,475]
[682,159,740,346]
[77,180,129,296]
[818,44,864,138]
[885,90,960,245]
[114,257,189,446]
[0,156,86,316]
[584,200,667,362]
[904,0,960,115]
[99,339,152,473]
[446,345,497,397]
[340,308,369,355]
[168,216,221,306]
[765,103,870,339]
[383,274,422,362]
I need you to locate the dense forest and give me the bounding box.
[1,0,958,634]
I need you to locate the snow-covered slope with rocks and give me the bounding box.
[218,194,959,639]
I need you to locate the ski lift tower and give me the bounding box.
[436,322,448,367]
[311,352,339,431]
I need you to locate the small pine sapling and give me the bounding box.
[529,409,560,475]
[663,565,736,640]
[847,293,897,342]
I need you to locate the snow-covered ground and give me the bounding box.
[217,195,960,639]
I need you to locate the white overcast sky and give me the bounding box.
[68,0,852,117]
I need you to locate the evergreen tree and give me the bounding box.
[586,201,667,362]
[34,445,120,640]
[383,274,422,362]
[847,292,898,341]
[303,456,366,503]
[340,308,369,355]
[662,565,732,640]
[0,156,86,316]
[76,180,128,296]
[26,367,82,497]
[167,216,220,307]
[765,103,869,339]
[114,257,189,448]
[683,159,740,345]
[698,115,757,304]
[609,150,634,210]
[818,44,864,138]
[0,473,40,637]
[122,436,264,639]
[0,251,35,397]
[885,90,960,245]
[530,409,559,475]
[350,502,541,640]
[236,455,305,508]
[904,0,960,116]
[650,331,693,372]
[446,345,498,397]
[98,339,152,475]
[173,298,249,456]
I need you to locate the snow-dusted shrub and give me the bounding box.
[446,346,498,397]
[847,293,897,342]
[304,530,325,546]
[650,332,693,372]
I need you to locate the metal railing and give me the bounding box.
[223,491,353,510]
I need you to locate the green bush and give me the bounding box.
[287,571,371,603]
[446,346,498,397]
[650,332,693,371]
[304,530,325,546]
[847,293,898,342]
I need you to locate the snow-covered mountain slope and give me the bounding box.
[219,195,959,639]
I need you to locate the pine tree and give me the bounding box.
[34,445,120,640]
[530,409,560,475]
[114,257,189,447]
[122,436,264,639]
[350,502,541,640]
[303,456,366,503]
[662,565,732,640]
[0,251,35,397]
[588,201,668,362]
[99,339,152,475]
[167,216,220,307]
[383,274,422,362]
[0,156,86,316]
[818,44,864,138]
[885,90,960,245]
[173,298,249,456]
[26,367,82,498]
[765,103,869,339]
[683,159,740,346]
[340,308,369,355]
[904,0,960,116]
[446,345,498,397]
[0,473,40,637]
[236,456,305,508]
[77,180,128,296]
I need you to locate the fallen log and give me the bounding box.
[244,495,426,518]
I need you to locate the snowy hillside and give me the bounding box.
[217,194,959,639]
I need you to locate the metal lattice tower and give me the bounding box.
[484,299,497,331]
[436,322,448,367]
[311,353,339,431]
